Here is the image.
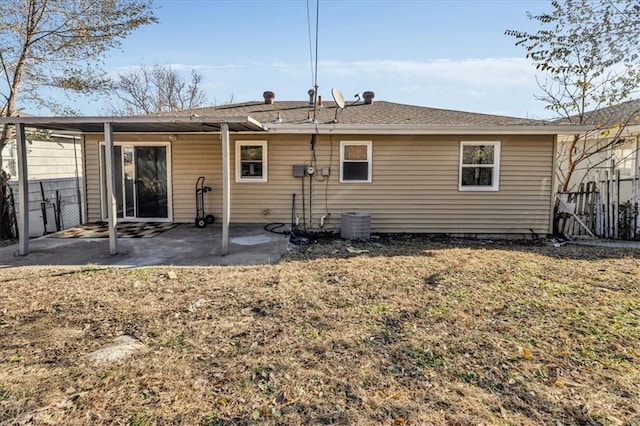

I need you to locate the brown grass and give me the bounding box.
[1,237,639,425]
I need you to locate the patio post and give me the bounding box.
[104,122,118,255]
[221,123,230,255]
[16,123,29,255]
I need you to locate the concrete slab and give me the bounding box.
[567,239,640,249]
[0,224,290,268]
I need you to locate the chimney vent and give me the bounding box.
[363,91,375,105]
[318,95,323,107]
[263,91,275,105]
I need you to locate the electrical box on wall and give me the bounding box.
[321,167,330,177]
[292,164,306,177]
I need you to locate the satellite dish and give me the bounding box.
[331,88,345,109]
[331,88,346,123]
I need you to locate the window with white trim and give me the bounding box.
[459,141,500,191]
[340,141,372,183]
[236,141,267,183]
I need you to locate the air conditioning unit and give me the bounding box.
[340,212,371,240]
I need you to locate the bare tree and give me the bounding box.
[507,0,640,191]
[0,0,156,239]
[110,64,207,115]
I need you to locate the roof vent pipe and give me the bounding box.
[308,89,316,106]
[363,91,375,105]
[318,95,323,107]
[263,91,275,105]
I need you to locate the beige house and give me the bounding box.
[1,92,585,255]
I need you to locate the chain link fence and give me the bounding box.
[38,179,83,234]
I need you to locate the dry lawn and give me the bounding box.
[1,237,639,425]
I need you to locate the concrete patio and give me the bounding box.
[0,224,291,268]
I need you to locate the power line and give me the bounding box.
[306,0,315,89]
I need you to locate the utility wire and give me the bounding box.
[313,0,319,94]
[312,0,320,121]
[306,0,315,89]
[307,0,320,119]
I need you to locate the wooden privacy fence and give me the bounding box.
[555,177,640,240]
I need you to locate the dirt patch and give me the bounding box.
[1,238,639,425]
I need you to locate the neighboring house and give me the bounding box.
[1,131,84,237]
[1,90,586,254]
[555,99,640,202]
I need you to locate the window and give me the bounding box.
[459,142,500,191]
[340,141,372,183]
[613,147,636,177]
[236,141,267,183]
[1,142,17,176]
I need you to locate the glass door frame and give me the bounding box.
[99,141,172,222]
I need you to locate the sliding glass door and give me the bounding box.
[101,144,170,220]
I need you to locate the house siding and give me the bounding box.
[309,135,553,234]
[83,136,101,222]
[2,136,83,181]
[83,133,554,235]
[556,129,640,202]
[3,136,84,236]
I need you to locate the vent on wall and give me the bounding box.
[340,212,371,240]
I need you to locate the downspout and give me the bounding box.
[635,136,640,203]
[309,168,313,228]
[72,135,82,224]
[16,123,29,255]
[221,123,230,255]
[549,134,558,236]
[636,137,640,232]
[81,135,88,223]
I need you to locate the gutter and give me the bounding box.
[0,115,592,136]
[264,123,595,135]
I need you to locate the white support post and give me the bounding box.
[221,123,230,255]
[16,123,29,255]
[104,122,118,255]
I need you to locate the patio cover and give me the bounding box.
[0,115,267,257]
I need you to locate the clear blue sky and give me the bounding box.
[84,0,553,119]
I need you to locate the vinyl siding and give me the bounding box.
[83,136,101,222]
[3,136,82,181]
[306,135,553,234]
[169,135,220,223]
[83,133,554,235]
[84,134,220,223]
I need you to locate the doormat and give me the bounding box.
[50,222,178,239]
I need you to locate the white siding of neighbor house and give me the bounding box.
[83,133,554,235]
[2,136,83,181]
[3,135,84,237]
[556,128,640,203]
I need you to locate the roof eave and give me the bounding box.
[264,124,595,135]
[0,115,268,133]
[0,116,593,135]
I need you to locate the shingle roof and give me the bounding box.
[6,97,587,135]
[563,99,640,126]
[165,100,548,127]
